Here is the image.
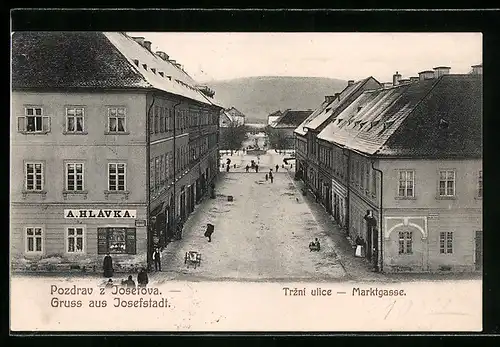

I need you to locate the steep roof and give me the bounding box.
[227,107,245,117]
[220,109,234,123]
[273,109,313,128]
[12,31,220,107]
[294,77,379,136]
[317,74,482,158]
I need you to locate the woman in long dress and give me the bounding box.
[103,253,113,278]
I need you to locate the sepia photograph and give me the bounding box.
[10,23,483,332]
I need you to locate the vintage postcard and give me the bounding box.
[10,30,482,332]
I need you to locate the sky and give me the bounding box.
[128,32,482,83]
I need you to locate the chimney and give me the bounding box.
[155,51,169,61]
[143,40,152,51]
[471,64,482,75]
[335,92,341,101]
[409,77,419,83]
[347,80,355,86]
[392,71,402,86]
[324,95,335,103]
[433,66,451,78]
[131,36,145,46]
[383,82,393,88]
[418,70,435,81]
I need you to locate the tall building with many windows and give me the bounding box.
[11,32,221,270]
[312,68,482,272]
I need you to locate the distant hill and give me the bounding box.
[206,76,347,122]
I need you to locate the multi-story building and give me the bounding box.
[267,110,282,126]
[293,77,381,212]
[316,67,482,272]
[11,32,221,270]
[270,109,313,150]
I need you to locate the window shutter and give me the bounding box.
[42,116,51,132]
[17,116,26,132]
[97,228,108,254]
[125,228,136,255]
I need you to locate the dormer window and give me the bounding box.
[142,64,148,71]
[337,118,343,125]
[383,120,394,130]
[439,118,449,129]
[357,106,362,112]
[167,76,172,81]
[354,120,361,127]
[159,71,164,77]
[151,68,156,74]
[133,59,139,66]
[360,122,366,129]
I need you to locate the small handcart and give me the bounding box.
[184,251,202,269]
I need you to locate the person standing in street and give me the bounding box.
[245,164,249,172]
[255,164,259,173]
[275,164,279,172]
[265,173,268,181]
[152,248,162,272]
[103,253,113,278]
[270,172,274,183]
[137,267,149,287]
[124,275,136,288]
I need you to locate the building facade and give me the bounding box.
[294,77,381,207]
[314,68,482,272]
[11,32,221,271]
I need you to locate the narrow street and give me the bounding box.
[157,150,347,281]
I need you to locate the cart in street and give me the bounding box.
[185,251,202,269]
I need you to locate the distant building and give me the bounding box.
[271,109,313,149]
[312,68,482,273]
[225,107,246,125]
[267,110,282,126]
[219,109,234,128]
[11,32,222,270]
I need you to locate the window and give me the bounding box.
[18,107,50,133]
[398,231,413,254]
[108,107,126,133]
[25,162,44,191]
[154,106,159,133]
[26,227,43,253]
[66,163,84,191]
[360,163,365,189]
[67,227,85,253]
[65,107,85,133]
[478,171,483,198]
[98,227,136,255]
[398,170,415,197]
[439,232,453,254]
[160,107,165,132]
[108,163,126,191]
[439,170,455,196]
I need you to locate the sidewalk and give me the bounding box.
[284,168,386,283]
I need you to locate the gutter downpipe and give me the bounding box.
[172,100,182,237]
[146,93,156,272]
[372,160,383,273]
[342,146,351,235]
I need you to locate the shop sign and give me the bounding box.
[64,209,137,219]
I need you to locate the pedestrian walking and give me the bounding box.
[103,253,113,278]
[137,267,149,287]
[124,275,136,288]
[245,165,249,172]
[152,248,162,272]
[226,164,230,172]
[205,223,214,242]
[276,164,279,172]
[270,174,274,183]
[265,173,268,181]
[255,164,259,173]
